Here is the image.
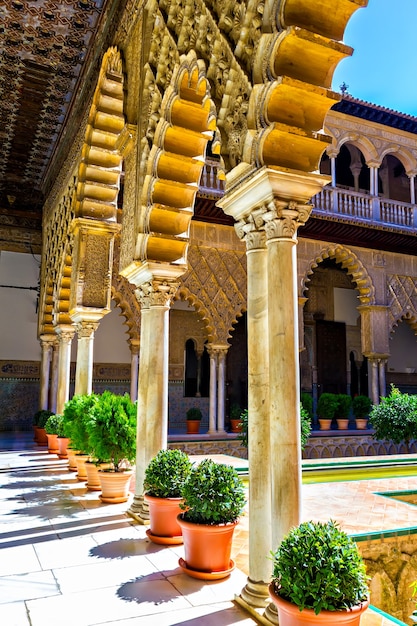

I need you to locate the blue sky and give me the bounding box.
[331,0,417,117]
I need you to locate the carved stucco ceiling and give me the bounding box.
[0,0,120,242]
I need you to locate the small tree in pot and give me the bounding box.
[186,406,202,434]
[336,394,352,430]
[62,394,98,479]
[352,395,372,430]
[143,448,193,544]
[33,409,54,444]
[269,520,369,625]
[370,385,417,453]
[88,391,137,503]
[177,459,246,579]
[317,392,338,430]
[44,413,63,454]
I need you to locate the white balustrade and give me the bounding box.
[312,186,415,231]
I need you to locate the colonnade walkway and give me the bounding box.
[0,432,413,626]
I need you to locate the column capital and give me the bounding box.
[76,321,99,338]
[39,334,56,349]
[206,343,230,358]
[217,166,328,223]
[135,278,179,309]
[129,339,140,355]
[55,325,76,343]
[263,200,312,241]
[235,206,268,250]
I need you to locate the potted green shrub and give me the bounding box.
[33,409,54,445]
[229,403,243,433]
[186,406,202,434]
[44,413,63,454]
[62,394,98,479]
[370,385,417,453]
[317,392,338,430]
[269,520,369,625]
[177,458,246,579]
[54,413,71,459]
[352,395,372,430]
[143,448,193,544]
[88,391,137,503]
[336,393,352,430]
[301,392,313,420]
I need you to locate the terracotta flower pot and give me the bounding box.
[75,454,90,481]
[85,461,111,491]
[98,469,133,503]
[355,418,368,430]
[36,427,48,445]
[318,419,332,430]
[46,433,59,454]
[67,448,79,472]
[230,419,242,433]
[336,419,349,430]
[144,494,184,544]
[58,437,70,459]
[186,420,200,434]
[268,584,369,626]
[177,515,238,579]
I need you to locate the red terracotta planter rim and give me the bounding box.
[268,583,370,618]
[144,494,183,503]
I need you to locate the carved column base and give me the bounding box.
[234,594,277,626]
[263,600,279,625]
[126,495,150,524]
[240,578,270,608]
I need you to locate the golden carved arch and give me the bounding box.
[244,0,367,172]
[136,51,216,266]
[75,46,126,222]
[302,244,375,305]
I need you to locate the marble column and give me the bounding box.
[238,226,272,608]
[207,346,218,433]
[55,326,75,415]
[128,305,151,520]
[49,339,59,414]
[369,358,379,405]
[218,168,326,625]
[217,347,228,434]
[129,339,140,402]
[128,279,178,522]
[264,200,305,549]
[379,358,387,399]
[409,174,416,205]
[39,335,55,410]
[74,321,98,396]
[195,349,203,398]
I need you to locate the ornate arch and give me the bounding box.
[326,133,379,165]
[387,275,417,334]
[244,0,365,172]
[110,241,141,344]
[379,146,416,175]
[69,47,129,320]
[177,243,247,344]
[301,244,375,305]
[75,46,126,222]
[135,50,217,267]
